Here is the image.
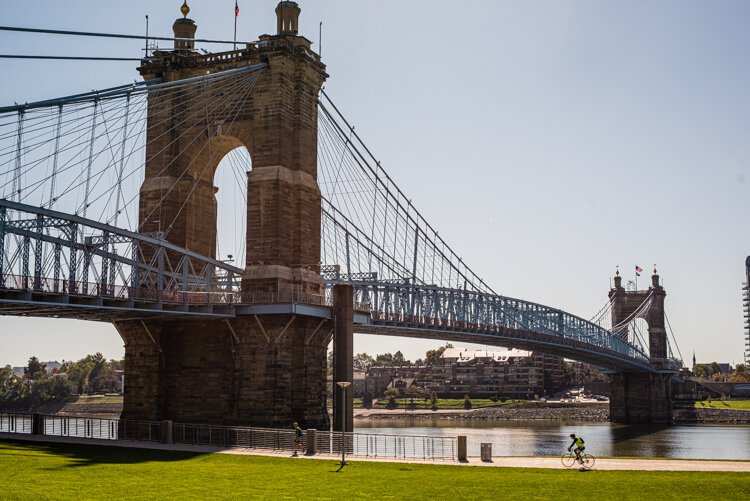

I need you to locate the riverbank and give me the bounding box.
[4,397,749,424]
[0,395,123,418]
[356,401,750,423]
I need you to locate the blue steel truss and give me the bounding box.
[0,199,242,304]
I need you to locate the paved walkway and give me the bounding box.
[2,433,749,472]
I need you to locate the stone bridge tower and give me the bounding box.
[608,268,673,423]
[117,1,332,429]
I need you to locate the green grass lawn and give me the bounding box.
[695,400,750,410]
[1,440,748,500]
[72,395,124,405]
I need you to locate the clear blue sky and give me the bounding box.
[1,1,749,366]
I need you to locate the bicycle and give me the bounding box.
[561,451,595,469]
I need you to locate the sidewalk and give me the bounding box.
[2,433,749,472]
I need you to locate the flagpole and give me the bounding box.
[233,1,238,51]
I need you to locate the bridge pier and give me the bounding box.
[609,372,672,424]
[120,315,332,429]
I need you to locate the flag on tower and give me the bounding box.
[235,1,239,17]
[635,265,643,276]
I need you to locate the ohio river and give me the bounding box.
[354,419,750,460]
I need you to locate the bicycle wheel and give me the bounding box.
[561,453,576,467]
[580,454,595,469]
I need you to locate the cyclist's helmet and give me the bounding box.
[570,433,576,438]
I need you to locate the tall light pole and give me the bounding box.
[336,381,351,471]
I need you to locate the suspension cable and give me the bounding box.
[0,25,260,47]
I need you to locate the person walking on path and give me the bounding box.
[293,422,304,456]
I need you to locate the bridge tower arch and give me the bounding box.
[608,268,673,423]
[119,1,332,429]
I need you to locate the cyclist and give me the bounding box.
[567,433,585,463]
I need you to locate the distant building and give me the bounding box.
[364,347,564,398]
[744,256,750,365]
[11,361,62,378]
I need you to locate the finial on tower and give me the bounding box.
[613,265,622,289]
[276,1,301,35]
[173,1,197,53]
[651,264,660,288]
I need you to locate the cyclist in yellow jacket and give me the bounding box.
[568,433,585,463]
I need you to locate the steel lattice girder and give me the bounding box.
[324,280,650,365]
[0,199,242,300]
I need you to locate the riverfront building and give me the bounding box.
[744,256,750,365]
[363,348,564,398]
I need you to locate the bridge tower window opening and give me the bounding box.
[214,146,251,270]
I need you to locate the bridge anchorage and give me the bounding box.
[0,1,679,428]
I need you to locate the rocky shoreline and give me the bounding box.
[672,407,750,424]
[356,402,750,424]
[3,401,748,424]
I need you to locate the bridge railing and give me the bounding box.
[0,272,340,309]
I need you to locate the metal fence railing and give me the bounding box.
[317,431,456,461]
[0,413,33,434]
[0,413,457,461]
[42,415,161,442]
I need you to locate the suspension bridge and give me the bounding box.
[0,2,678,426]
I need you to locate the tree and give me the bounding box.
[24,357,47,382]
[405,385,421,399]
[424,343,452,366]
[692,364,709,379]
[383,388,400,398]
[463,394,472,410]
[729,371,750,383]
[430,390,438,410]
[375,353,394,366]
[393,351,406,366]
[61,358,94,393]
[353,353,375,373]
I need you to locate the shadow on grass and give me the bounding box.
[1,438,208,469]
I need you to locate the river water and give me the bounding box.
[354,419,750,460]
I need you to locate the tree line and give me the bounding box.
[692,363,749,382]
[0,354,123,409]
[352,344,452,372]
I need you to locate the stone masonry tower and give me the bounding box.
[117,1,331,429]
[608,268,673,423]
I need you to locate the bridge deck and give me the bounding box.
[0,289,654,373]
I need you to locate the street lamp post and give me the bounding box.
[336,381,351,471]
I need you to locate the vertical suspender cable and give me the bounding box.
[367,161,380,273]
[82,97,99,218]
[110,93,132,290]
[13,110,25,204]
[113,93,131,228]
[48,105,63,208]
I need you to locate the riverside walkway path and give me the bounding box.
[2,433,748,472]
